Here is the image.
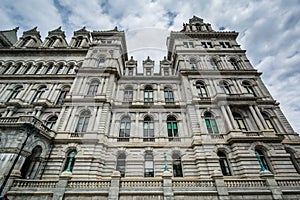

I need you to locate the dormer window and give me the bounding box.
[128,68,133,76]
[146,68,151,76]
[164,68,169,76]
[183,42,194,48]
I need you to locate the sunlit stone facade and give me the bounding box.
[0,16,300,200]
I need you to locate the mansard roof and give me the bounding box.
[74,26,90,37]
[0,27,18,47]
[48,26,66,38]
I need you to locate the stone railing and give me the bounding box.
[173,179,215,187]
[120,178,163,188]
[68,180,111,188]
[224,179,266,187]
[276,179,300,187]
[12,179,58,188]
[0,117,19,123]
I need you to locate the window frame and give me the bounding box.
[87,80,100,96]
[75,110,91,132]
[118,116,131,142]
[217,151,232,176]
[204,112,219,134]
[143,116,154,142]
[233,112,248,131]
[164,87,174,104]
[167,116,179,141]
[144,86,153,103]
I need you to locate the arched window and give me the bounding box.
[167,116,179,141]
[196,81,208,97]
[31,85,46,103]
[172,154,183,177]
[261,112,276,132]
[286,148,300,174]
[123,86,133,103]
[229,58,240,70]
[233,112,247,131]
[210,58,219,70]
[143,116,154,142]
[7,86,23,102]
[116,153,126,177]
[242,81,256,96]
[204,112,219,134]
[144,153,154,177]
[45,64,53,74]
[218,151,231,176]
[98,57,105,67]
[34,64,43,74]
[190,58,198,70]
[164,87,174,103]
[255,149,271,172]
[219,81,231,94]
[76,110,90,132]
[46,116,58,129]
[63,150,77,172]
[74,37,83,47]
[20,37,31,47]
[56,86,70,105]
[66,65,75,74]
[144,85,153,103]
[118,116,130,142]
[87,80,99,96]
[21,146,42,179]
[23,63,32,74]
[47,37,56,47]
[56,64,64,74]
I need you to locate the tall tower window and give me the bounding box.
[204,112,219,134]
[45,64,53,74]
[164,87,174,103]
[242,81,256,96]
[172,153,183,177]
[67,65,75,74]
[7,86,23,102]
[229,58,240,70]
[87,80,99,96]
[116,154,126,177]
[233,112,247,131]
[56,64,64,74]
[218,151,231,176]
[75,110,91,132]
[34,65,43,74]
[144,153,154,177]
[167,116,179,141]
[46,116,58,129]
[144,86,153,103]
[118,116,130,142]
[196,81,208,97]
[31,86,46,103]
[56,86,70,105]
[143,116,154,142]
[261,112,276,132]
[123,86,133,103]
[219,81,231,94]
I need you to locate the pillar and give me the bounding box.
[108,171,121,200]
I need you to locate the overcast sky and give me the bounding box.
[1,0,299,133]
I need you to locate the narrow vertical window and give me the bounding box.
[56,64,64,74]
[34,65,42,74]
[164,87,174,103]
[45,64,53,74]
[218,151,231,176]
[63,150,77,172]
[46,116,58,129]
[242,81,256,96]
[67,65,74,74]
[87,80,99,96]
[172,154,183,177]
[167,116,179,141]
[255,149,271,172]
[76,110,90,132]
[229,58,240,70]
[204,112,219,134]
[128,68,133,76]
[143,116,154,142]
[219,81,231,94]
[123,86,133,103]
[116,154,126,177]
[7,86,23,102]
[20,146,43,179]
[98,57,105,67]
[31,86,46,103]
[261,112,276,132]
[144,86,153,103]
[118,116,130,142]
[233,112,247,131]
[196,81,208,97]
[144,153,154,177]
[56,87,70,105]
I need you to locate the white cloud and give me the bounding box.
[0,0,299,132]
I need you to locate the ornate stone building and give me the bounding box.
[0,16,300,200]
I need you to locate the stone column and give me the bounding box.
[254,106,268,129]
[225,106,236,129]
[220,105,233,130]
[162,170,174,200]
[249,105,264,130]
[260,171,283,200]
[108,171,121,200]
[211,170,229,200]
[52,172,72,200]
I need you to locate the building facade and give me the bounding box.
[0,16,300,200]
